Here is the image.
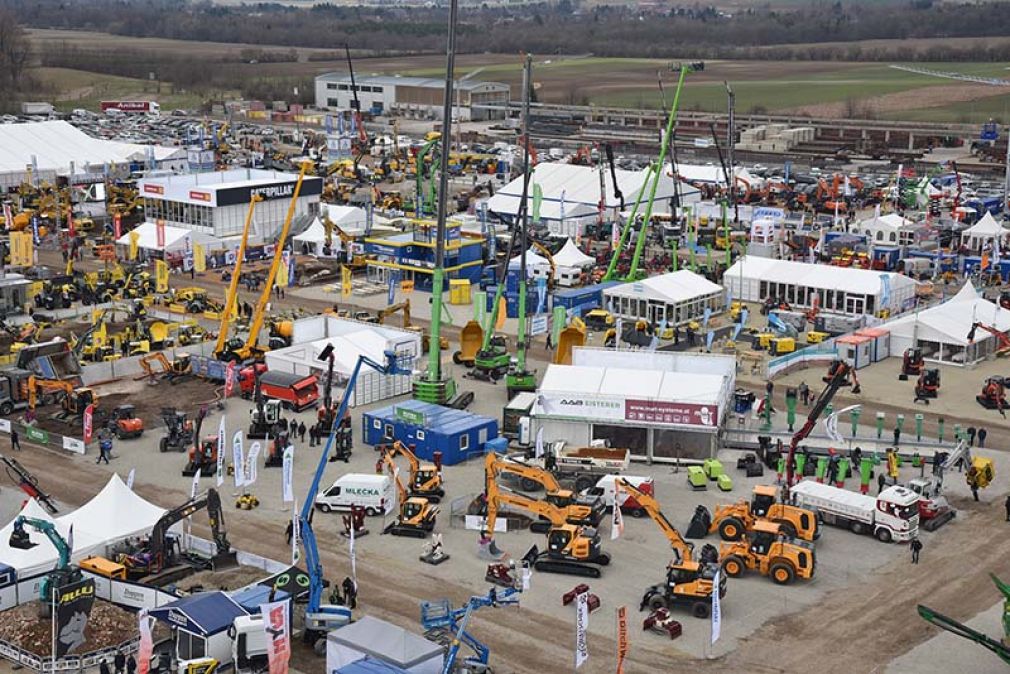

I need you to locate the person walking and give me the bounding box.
[878,471,887,495]
[545,331,554,351]
[10,428,20,452]
[285,519,294,544]
[978,427,988,448]
[1004,494,1010,522]
[99,660,111,674]
[798,381,810,406]
[309,424,318,447]
[114,649,125,674]
[910,536,923,564]
[967,426,977,446]
[893,426,901,447]
[96,438,112,465]
[126,655,136,674]
[298,421,306,443]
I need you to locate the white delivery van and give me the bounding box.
[315,474,394,516]
[581,475,654,517]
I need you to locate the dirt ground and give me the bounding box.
[0,600,138,657]
[786,82,1006,118]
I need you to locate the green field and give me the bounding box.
[35,68,207,112]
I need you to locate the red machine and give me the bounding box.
[237,363,269,398]
[901,348,924,377]
[915,370,940,399]
[977,376,1007,412]
[255,370,319,412]
[822,359,860,393]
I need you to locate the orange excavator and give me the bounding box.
[485,452,603,529]
[481,453,610,578]
[382,440,445,503]
[967,322,1010,357]
[815,174,864,214]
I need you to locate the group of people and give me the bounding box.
[99,650,136,674]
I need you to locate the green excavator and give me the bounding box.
[9,515,81,617]
[918,574,1010,666]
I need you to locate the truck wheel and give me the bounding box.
[0,401,12,415]
[850,521,866,535]
[319,504,332,513]
[365,507,377,516]
[721,555,744,578]
[647,594,667,611]
[630,508,645,518]
[776,520,798,539]
[719,517,745,541]
[159,438,168,453]
[452,352,462,364]
[692,602,711,619]
[875,528,892,543]
[770,562,795,585]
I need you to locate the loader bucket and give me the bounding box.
[685,505,713,539]
[478,537,507,561]
[554,325,586,365]
[149,321,169,345]
[454,320,483,365]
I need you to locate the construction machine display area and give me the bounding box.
[0,20,1008,674]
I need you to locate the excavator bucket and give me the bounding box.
[685,505,713,539]
[453,320,483,365]
[478,537,507,561]
[9,527,35,550]
[554,325,586,365]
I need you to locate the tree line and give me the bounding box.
[10,0,1010,60]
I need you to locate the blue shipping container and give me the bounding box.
[551,280,622,313]
[361,400,499,466]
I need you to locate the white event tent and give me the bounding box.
[960,212,1009,253]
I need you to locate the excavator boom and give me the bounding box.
[214,196,261,357]
[617,479,695,563]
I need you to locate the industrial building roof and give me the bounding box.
[137,167,313,203]
[316,72,508,91]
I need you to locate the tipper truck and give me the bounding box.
[510,441,630,492]
[790,481,920,543]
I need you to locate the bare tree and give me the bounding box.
[0,10,30,91]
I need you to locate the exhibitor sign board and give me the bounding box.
[625,399,718,428]
[536,394,624,422]
[217,177,323,207]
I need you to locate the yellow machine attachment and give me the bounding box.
[554,318,586,365]
[719,521,815,585]
[453,320,483,366]
[886,448,900,481]
[968,456,995,490]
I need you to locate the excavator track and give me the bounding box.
[533,558,602,578]
[383,523,430,539]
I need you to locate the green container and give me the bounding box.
[717,474,734,492]
[688,466,708,490]
[795,453,807,476]
[838,458,850,482]
[703,459,724,480]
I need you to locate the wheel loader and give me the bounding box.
[719,521,815,585]
[695,484,818,542]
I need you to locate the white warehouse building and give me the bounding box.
[723,256,919,317]
[137,168,322,242]
[314,73,510,121]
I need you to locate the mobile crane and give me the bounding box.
[783,360,853,499]
[482,455,611,578]
[9,516,80,614]
[383,440,445,503]
[216,164,309,363]
[380,450,439,537]
[485,452,603,529]
[618,480,725,619]
[213,196,260,361]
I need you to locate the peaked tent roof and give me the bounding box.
[0,499,104,577]
[58,473,167,542]
[116,221,221,252]
[150,591,248,636]
[553,239,596,268]
[885,281,1010,346]
[604,270,723,304]
[964,211,1008,236]
[724,256,919,297]
[327,616,444,668]
[509,250,551,270]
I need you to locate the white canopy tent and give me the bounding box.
[0,499,104,579]
[885,282,1010,364]
[58,473,167,542]
[553,239,595,269]
[508,250,552,278]
[603,270,723,326]
[961,212,1009,253]
[116,221,222,253]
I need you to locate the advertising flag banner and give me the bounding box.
[56,578,96,657]
[137,611,154,674]
[216,415,226,487]
[711,569,722,644]
[233,430,246,487]
[83,405,94,444]
[259,599,292,674]
[282,446,294,502]
[575,590,589,668]
[247,442,261,486]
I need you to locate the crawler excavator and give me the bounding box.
[9,516,80,616]
[691,484,819,542]
[485,452,603,529]
[482,455,610,578]
[383,440,445,503]
[380,450,439,538]
[618,480,725,619]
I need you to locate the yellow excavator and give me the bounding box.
[322,215,369,271]
[137,352,191,384]
[382,440,445,503]
[529,240,557,288]
[482,454,610,578]
[696,484,819,542]
[619,479,726,619]
[485,452,603,528]
[377,298,448,351]
[380,450,439,538]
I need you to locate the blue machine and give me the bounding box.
[420,586,522,674]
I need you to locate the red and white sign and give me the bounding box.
[156,219,166,248]
[83,404,94,444]
[101,100,156,113]
[624,399,717,427]
[3,203,12,231]
[137,611,154,674]
[67,211,75,238]
[259,599,291,674]
[143,184,164,195]
[189,190,211,202]
[113,213,122,239]
[224,361,236,397]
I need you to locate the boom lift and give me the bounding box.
[1,453,58,513]
[119,488,236,578]
[718,521,815,585]
[618,480,725,619]
[693,484,819,542]
[216,164,310,363]
[383,440,445,503]
[482,456,611,578]
[380,450,439,537]
[9,516,79,613]
[213,196,260,360]
[421,585,522,674]
[485,452,603,528]
[296,350,414,649]
[784,361,853,499]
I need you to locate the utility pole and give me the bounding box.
[725,81,738,225]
